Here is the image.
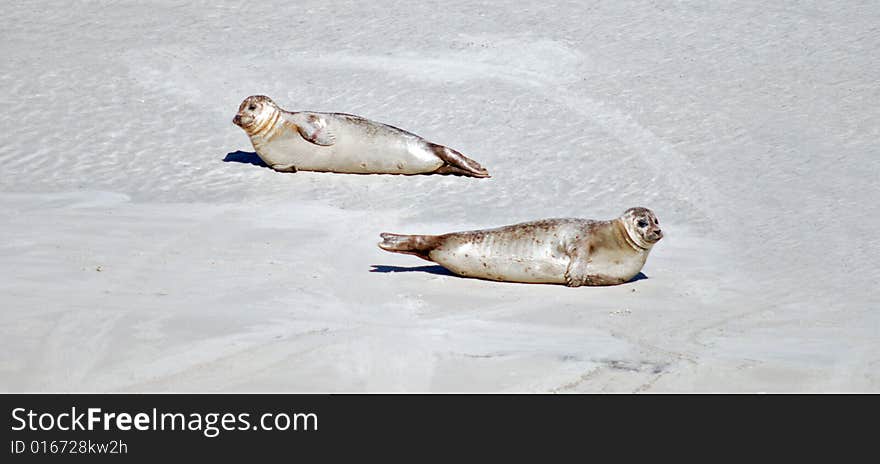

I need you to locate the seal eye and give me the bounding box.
[637,220,648,228]
[248,104,257,111]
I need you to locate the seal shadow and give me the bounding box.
[370,265,457,277]
[370,266,649,284]
[223,151,268,169]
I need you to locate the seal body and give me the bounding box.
[252,112,443,174]
[378,208,663,286]
[233,95,489,177]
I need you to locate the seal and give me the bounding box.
[232,95,489,177]
[378,207,663,286]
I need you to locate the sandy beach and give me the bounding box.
[1,1,877,392]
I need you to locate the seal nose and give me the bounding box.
[233,114,241,125]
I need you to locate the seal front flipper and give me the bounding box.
[564,241,636,287]
[428,143,490,178]
[284,112,336,146]
[565,261,591,287]
[271,163,298,173]
[564,244,592,287]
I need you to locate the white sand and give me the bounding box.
[1,1,877,392]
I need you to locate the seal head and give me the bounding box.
[233,95,281,137]
[619,207,663,251]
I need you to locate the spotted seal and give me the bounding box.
[232,95,489,177]
[378,208,663,286]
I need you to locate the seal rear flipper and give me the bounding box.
[429,143,490,178]
[434,165,482,177]
[378,233,441,261]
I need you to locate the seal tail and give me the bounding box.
[429,143,490,178]
[378,233,441,260]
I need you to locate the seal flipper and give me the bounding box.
[378,233,441,261]
[284,112,336,146]
[271,163,297,173]
[429,143,490,178]
[564,243,592,287]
